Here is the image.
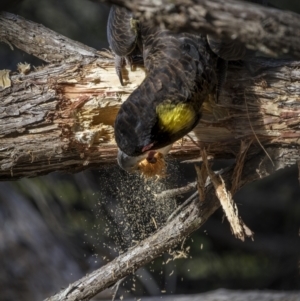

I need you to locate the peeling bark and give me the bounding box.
[0,11,300,180]
[1,53,299,179]
[94,0,300,59]
[0,3,299,301]
[0,56,141,179]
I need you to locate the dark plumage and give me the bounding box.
[107,2,277,175]
[107,5,141,85]
[115,29,218,157]
[108,7,218,172]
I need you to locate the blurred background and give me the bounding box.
[0,1,299,300]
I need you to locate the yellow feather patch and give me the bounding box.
[156,102,196,134]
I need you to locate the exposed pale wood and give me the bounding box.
[1,53,299,179]
[0,10,299,180]
[191,58,300,162]
[0,56,145,179]
[0,3,299,301]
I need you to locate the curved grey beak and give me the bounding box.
[117,149,141,172]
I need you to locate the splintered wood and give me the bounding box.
[231,140,253,195]
[0,12,300,182]
[0,70,11,88]
[138,152,166,178]
[198,148,254,241]
[195,163,208,203]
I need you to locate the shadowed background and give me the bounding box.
[0,1,299,300]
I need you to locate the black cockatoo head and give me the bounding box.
[114,85,200,173]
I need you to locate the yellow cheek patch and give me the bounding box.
[156,102,196,134]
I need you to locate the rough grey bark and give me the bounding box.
[93,0,300,59]
[0,3,299,300]
[0,12,99,63]
[0,10,300,180]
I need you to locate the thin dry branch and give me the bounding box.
[95,0,300,59]
[201,148,253,241]
[154,181,197,201]
[45,152,274,301]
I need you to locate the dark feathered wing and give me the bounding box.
[107,5,141,85]
[115,24,218,159]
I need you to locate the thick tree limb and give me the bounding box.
[0,12,99,63]
[94,0,300,59]
[0,12,300,180]
[0,5,298,301]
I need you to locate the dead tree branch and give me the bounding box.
[44,152,278,301]
[0,12,99,63]
[0,4,298,301]
[0,11,300,179]
[95,0,300,59]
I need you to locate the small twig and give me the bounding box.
[154,182,197,201]
[195,160,211,203]
[187,134,201,149]
[230,139,253,195]
[167,191,199,222]
[151,216,158,229]
[111,277,126,301]
[201,148,253,241]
